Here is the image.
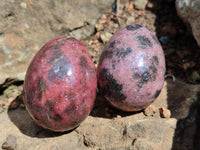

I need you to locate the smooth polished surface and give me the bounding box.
[24,36,97,132]
[97,24,165,111]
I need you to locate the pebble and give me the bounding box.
[159,107,171,118]
[2,134,17,150]
[100,32,112,44]
[146,1,160,10]
[144,105,157,116]
[133,0,148,10]
[126,16,135,25]
[69,25,95,40]
[116,115,122,118]
[191,71,200,82]
[20,2,27,9]
[98,19,107,24]
[95,24,104,32]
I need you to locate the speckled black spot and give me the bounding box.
[141,71,152,82]
[99,50,113,65]
[154,90,161,98]
[39,44,62,60]
[52,47,63,60]
[115,47,132,58]
[65,92,75,101]
[138,83,143,89]
[136,71,154,88]
[49,57,71,80]
[109,41,115,48]
[133,56,159,88]
[79,56,88,67]
[49,50,72,80]
[48,45,72,80]
[126,24,142,31]
[109,41,120,48]
[153,56,159,65]
[137,36,152,48]
[45,100,54,111]
[37,78,46,100]
[133,73,141,79]
[34,105,43,111]
[65,100,77,116]
[147,93,151,96]
[149,63,157,73]
[98,68,126,101]
[112,60,116,69]
[152,35,160,44]
[53,114,62,122]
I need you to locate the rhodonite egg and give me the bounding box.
[97,24,165,111]
[24,36,97,132]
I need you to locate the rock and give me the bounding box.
[0,0,115,84]
[176,0,200,46]
[159,107,171,118]
[0,77,200,149]
[95,24,104,32]
[146,1,160,10]
[0,78,193,149]
[127,119,176,150]
[190,71,200,82]
[165,78,200,150]
[2,134,17,150]
[144,105,157,116]
[69,25,95,40]
[77,117,124,149]
[133,0,148,10]
[100,32,113,44]
[125,2,134,11]
[126,16,135,25]
[3,85,19,99]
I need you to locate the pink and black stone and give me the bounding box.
[97,24,165,112]
[24,36,97,132]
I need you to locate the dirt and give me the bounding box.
[1,0,200,150]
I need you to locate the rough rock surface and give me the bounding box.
[176,0,200,46]
[133,0,148,10]
[1,1,200,150]
[1,78,200,150]
[0,0,114,84]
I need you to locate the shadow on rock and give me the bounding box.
[90,92,142,118]
[7,93,73,138]
[147,1,200,149]
[166,78,200,150]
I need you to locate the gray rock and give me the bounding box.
[127,119,176,150]
[126,16,135,25]
[0,78,200,149]
[2,134,17,150]
[69,25,95,40]
[133,0,148,10]
[0,0,114,84]
[176,0,200,47]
